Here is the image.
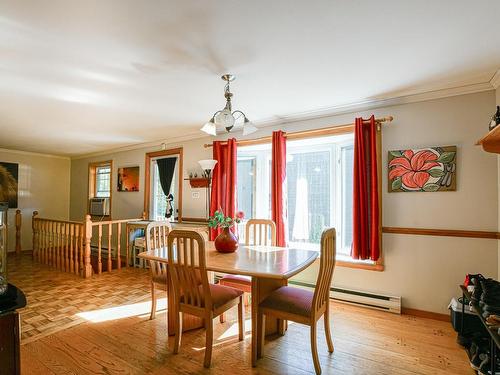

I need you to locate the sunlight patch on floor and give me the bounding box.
[217,318,252,341]
[76,298,167,323]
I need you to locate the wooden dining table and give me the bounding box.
[138,241,318,366]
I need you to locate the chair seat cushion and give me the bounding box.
[181,284,243,309]
[219,275,252,292]
[259,286,313,317]
[221,274,251,284]
[209,284,244,309]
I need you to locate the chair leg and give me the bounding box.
[150,282,156,320]
[310,321,321,374]
[258,313,265,359]
[173,311,182,354]
[238,296,244,341]
[324,302,334,353]
[204,313,214,368]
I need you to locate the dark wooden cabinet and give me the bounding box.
[0,311,21,374]
[0,284,26,375]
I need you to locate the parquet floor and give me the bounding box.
[9,254,472,374]
[8,253,152,343]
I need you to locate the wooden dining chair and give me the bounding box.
[219,219,276,323]
[145,221,171,320]
[168,229,245,368]
[257,228,336,374]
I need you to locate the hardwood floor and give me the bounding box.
[10,254,472,374]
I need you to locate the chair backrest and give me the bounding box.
[245,219,277,246]
[146,221,172,281]
[167,230,211,310]
[312,228,336,314]
[146,221,172,251]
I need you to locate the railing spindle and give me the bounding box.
[98,224,102,274]
[108,223,112,272]
[116,222,121,270]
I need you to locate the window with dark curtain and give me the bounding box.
[156,157,177,217]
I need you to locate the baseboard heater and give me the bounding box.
[213,274,401,314]
[289,281,402,314]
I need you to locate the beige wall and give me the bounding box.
[0,149,71,252]
[70,90,497,314]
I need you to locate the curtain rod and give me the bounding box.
[203,116,393,148]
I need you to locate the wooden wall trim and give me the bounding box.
[401,307,449,322]
[382,226,499,240]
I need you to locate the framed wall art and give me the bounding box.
[0,162,19,207]
[388,146,457,192]
[117,166,140,192]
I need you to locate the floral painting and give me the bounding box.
[388,146,456,192]
[117,166,140,192]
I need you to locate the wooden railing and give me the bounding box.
[86,215,143,276]
[32,211,144,278]
[32,211,85,276]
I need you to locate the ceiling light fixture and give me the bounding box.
[201,74,257,136]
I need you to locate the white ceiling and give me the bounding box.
[1,0,499,156]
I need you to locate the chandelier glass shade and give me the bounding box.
[201,74,257,136]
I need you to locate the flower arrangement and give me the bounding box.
[208,210,244,229]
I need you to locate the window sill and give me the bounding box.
[336,259,384,272]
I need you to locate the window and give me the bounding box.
[150,157,178,221]
[144,148,183,222]
[88,160,113,216]
[236,134,358,262]
[95,165,111,197]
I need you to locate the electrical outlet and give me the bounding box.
[191,192,200,199]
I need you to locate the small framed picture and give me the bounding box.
[117,166,140,192]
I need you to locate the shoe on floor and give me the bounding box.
[471,352,488,370]
[478,354,490,375]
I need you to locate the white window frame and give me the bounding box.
[149,156,178,221]
[237,134,361,260]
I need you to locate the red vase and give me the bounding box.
[214,227,239,253]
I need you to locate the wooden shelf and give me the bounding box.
[476,125,500,153]
[184,177,209,188]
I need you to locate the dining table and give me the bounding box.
[138,241,318,366]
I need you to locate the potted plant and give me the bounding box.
[208,210,244,253]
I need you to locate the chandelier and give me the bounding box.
[200,74,258,136]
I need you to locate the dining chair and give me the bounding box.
[257,227,335,375]
[219,219,276,323]
[145,221,171,320]
[168,229,245,368]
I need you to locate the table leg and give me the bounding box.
[251,276,287,367]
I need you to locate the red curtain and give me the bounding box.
[209,139,237,240]
[352,116,380,261]
[271,131,287,247]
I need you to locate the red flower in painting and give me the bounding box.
[389,150,440,189]
[236,211,245,219]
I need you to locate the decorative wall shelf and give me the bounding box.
[185,177,209,188]
[476,125,500,154]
